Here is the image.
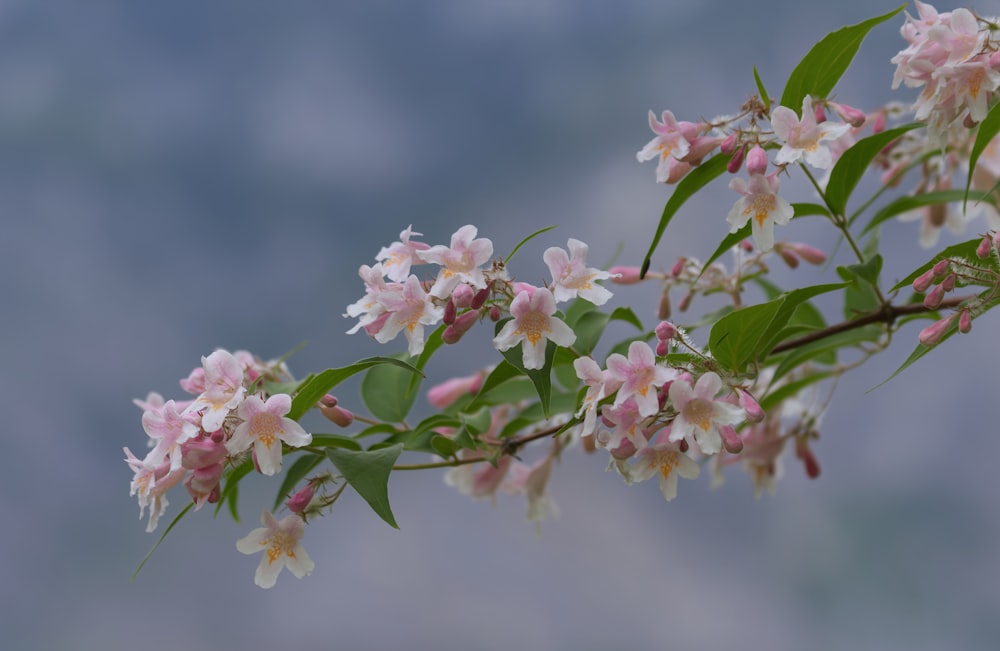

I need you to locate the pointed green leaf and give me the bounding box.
[361,355,423,423]
[288,357,422,421]
[966,101,1000,204]
[132,502,194,580]
[640,152,732,278]
[506,225,558,263]
[825,124,921,217]
[779,5,905,111]
[327,444,404,529]
[214,456,254,521]
[753,66,771,112]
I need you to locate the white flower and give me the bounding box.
[236,510,314,589]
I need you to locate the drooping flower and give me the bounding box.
[236,510,314,589]
[605,340,677,418]
[667,372,745,455]
[226,394,312,476]
[503,455,558,523]
[141,399,199,471]
[615,428,700,501]
[493,288,576,370]
[573,356,622,438]
[189,349,246,433]
[636,110,697,183]
[726,171,794,252]
[418,225,494,298]
[371,274,444,356]
[543,238,615,305]
[770,96,851,170]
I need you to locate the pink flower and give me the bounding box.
[543,238,615,305]
[372,274,444,356]
[345,263,390,334]
[427,372,484,409]
[189,349,246,433]
[493,288,576,370]
[418,225,494,298]
[375,225,430,282]
[141,399,199,471]
[615,429,700,501]
[503,456,558,523]
[668,372,745,455]
[726,172,794,252]
[236,510,314,589]
[770,96,851,170]
[636,110,698,183]
[226,394,312,476]
[606,341,677,418]
[573,356,622,438]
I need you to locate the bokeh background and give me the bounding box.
[5,1,1000,649]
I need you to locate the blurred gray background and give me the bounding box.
[4,1,1000,650]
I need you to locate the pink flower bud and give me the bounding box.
[976,235,992,258]
[785,242,826,265]
[870,110,886,134]
[736,388,765,423]
[319,394,338,407]
[726,145,746,174]
[681,135,724,164]
[923,283,946,309]
[655,320,678,341]
[452,283,475,308]
[185,462,224,503]
[489,305,501,321]
[657,290,671,320]
[830,101,866,128]
[720,425,744,454]
[180,437,228,470]
[608,266,644,284]
[719,133,738,154]
[670,257,686,278]
[655,339,669,357]
[918,314,956,346]
[746,145,768,176]
[678,291,693,312]
[320,404,354,427]
[958,309,972,334]
[471,287,490,310]
[799,446,821,479]
[427,373,484,409]
[912,268,936,293]
[665,160,692,184]
[814,101,826,123]
[777,246,800,269]
[286,484,315,514]
[941,274,956,292]
[609,437,637,460]
[931,259,950,277]
[443,298,457,325]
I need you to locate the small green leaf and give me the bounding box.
[779,5,905,111]
[288,357,422,421]
[966,101,1000,204]
[640,152,732,278]
[753,66,771,111]
[571,306,644,355]
[327,444,404,529]
[311,433,364,450]
[891,238,993,292]
[825,124,921,217]
[361,355,423,423]
[132,502,194,580]
[505,225,558,264]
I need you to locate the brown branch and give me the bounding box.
[768,295,971,355]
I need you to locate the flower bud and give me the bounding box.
[785,242,826,265]
[958,309,972,334]
[746,145,768,176]
[670,257,686,278]
[427,373,484,409]
[814,101,826,123]
[726,145,746,174]
[655,339,670,357]
[776,246,799,269]
[941,273,956,292]
[830,101,866,128]
[918,314,957,346]
[736,388,765,423]
[912,267,937,293]
[870,110,886,133]
[185,462,224,503]
[489,305,501,321]
[720,425,744,454]
[320,404,354,427]
[471,287,490,310]
[443,298,457,326]
[451,283,475,308]
[286,484,316,514]
[608,266,645,284]
[976,235,992,258]
[719,132,738,154]
[931,259,951,278]
[657,290,671,320]
[655,320,678,341]
[180,436,228,470]
[923,283,946,309]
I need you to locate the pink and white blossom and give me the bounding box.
[376,225,430,282]
[726,171,794,252]
[771,96,851,170]
[573,356,622,438]
[418,225,494,298]
[636,110,698,183]
[493,288,576,370]
[226,394,312,476]
[372,274,444,356]
[615,429,700,501]
[189,349,246,433]
[605,340,677,418]
[668,372,745,455]
[236,510,314,589]
[543,238,615,305]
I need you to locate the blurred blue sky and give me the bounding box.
[4,1,1000,650]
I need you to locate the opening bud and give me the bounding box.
[746,145,768,176]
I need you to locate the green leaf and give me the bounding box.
[753,66,771,112]
[640,152,732,278]
[493,318,562,418]
[770,325,881,382]
[131,502,194,580]
[326,444,404,529]
[966,101,1000,205]
[709,283,846,372]
[825,124,921,217]
[288,357,422,421]
[759,371,836,413]
[407,325,446,395]
[505,225,558,264]
[361,355,424,423]
[861,190,993,236]
[571,306,644,356]
[310,433,364,450]
[837,254,883,317]
[779,4,905,111]
[273,454,324,511]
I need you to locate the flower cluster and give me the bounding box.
[346,226,616,369]
[126,349,316,586]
